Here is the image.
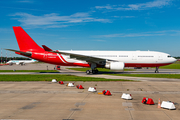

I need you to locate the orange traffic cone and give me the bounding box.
[158,98,161,108]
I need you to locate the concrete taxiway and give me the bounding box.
[1,63,180,82]
[0,81,180,120]
[1,63,180,74]
[0,63,180,119]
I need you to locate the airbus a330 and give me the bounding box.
[6,27,176,74]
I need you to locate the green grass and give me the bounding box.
[0,70,59,73]
[0,74,133,82]
[107,74,180,79]
[159,61,180,69]
[68,68,134,72]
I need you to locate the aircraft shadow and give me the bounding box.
[39,72,60,73]
[96,71,129,74]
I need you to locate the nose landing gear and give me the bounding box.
[155,67,159,73]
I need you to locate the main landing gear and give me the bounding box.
[155,67,159,73]
[86,69,99,74]
[86,63,99,74]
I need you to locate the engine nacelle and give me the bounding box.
[105,62,124,70]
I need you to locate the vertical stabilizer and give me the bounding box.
[13,26,44,52]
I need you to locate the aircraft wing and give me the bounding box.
[5,49,32,57]
[50,51,117,64]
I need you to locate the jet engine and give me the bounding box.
[105,62,124,70]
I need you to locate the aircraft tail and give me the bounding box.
[13,26,44,52]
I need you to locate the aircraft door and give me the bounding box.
[158,54,163,60]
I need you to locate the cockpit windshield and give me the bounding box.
[167,55,171,58]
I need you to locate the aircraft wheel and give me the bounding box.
[92,69,98,74]
[86,70,91,74]
[92,70,96,74]
[95,69,98,74]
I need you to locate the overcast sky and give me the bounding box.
[0,0,180,57]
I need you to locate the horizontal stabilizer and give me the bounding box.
[42,45,52,51]
[5,49,32,57]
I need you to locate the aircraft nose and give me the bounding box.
[172,57,177,63]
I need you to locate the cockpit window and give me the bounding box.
[167,55,171,57]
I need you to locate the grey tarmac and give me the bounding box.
[1,63,180,82]
[0,81,180,120]
[0,63,180,120]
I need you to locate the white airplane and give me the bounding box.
[6,26,177,73]
[7,59,37,65]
